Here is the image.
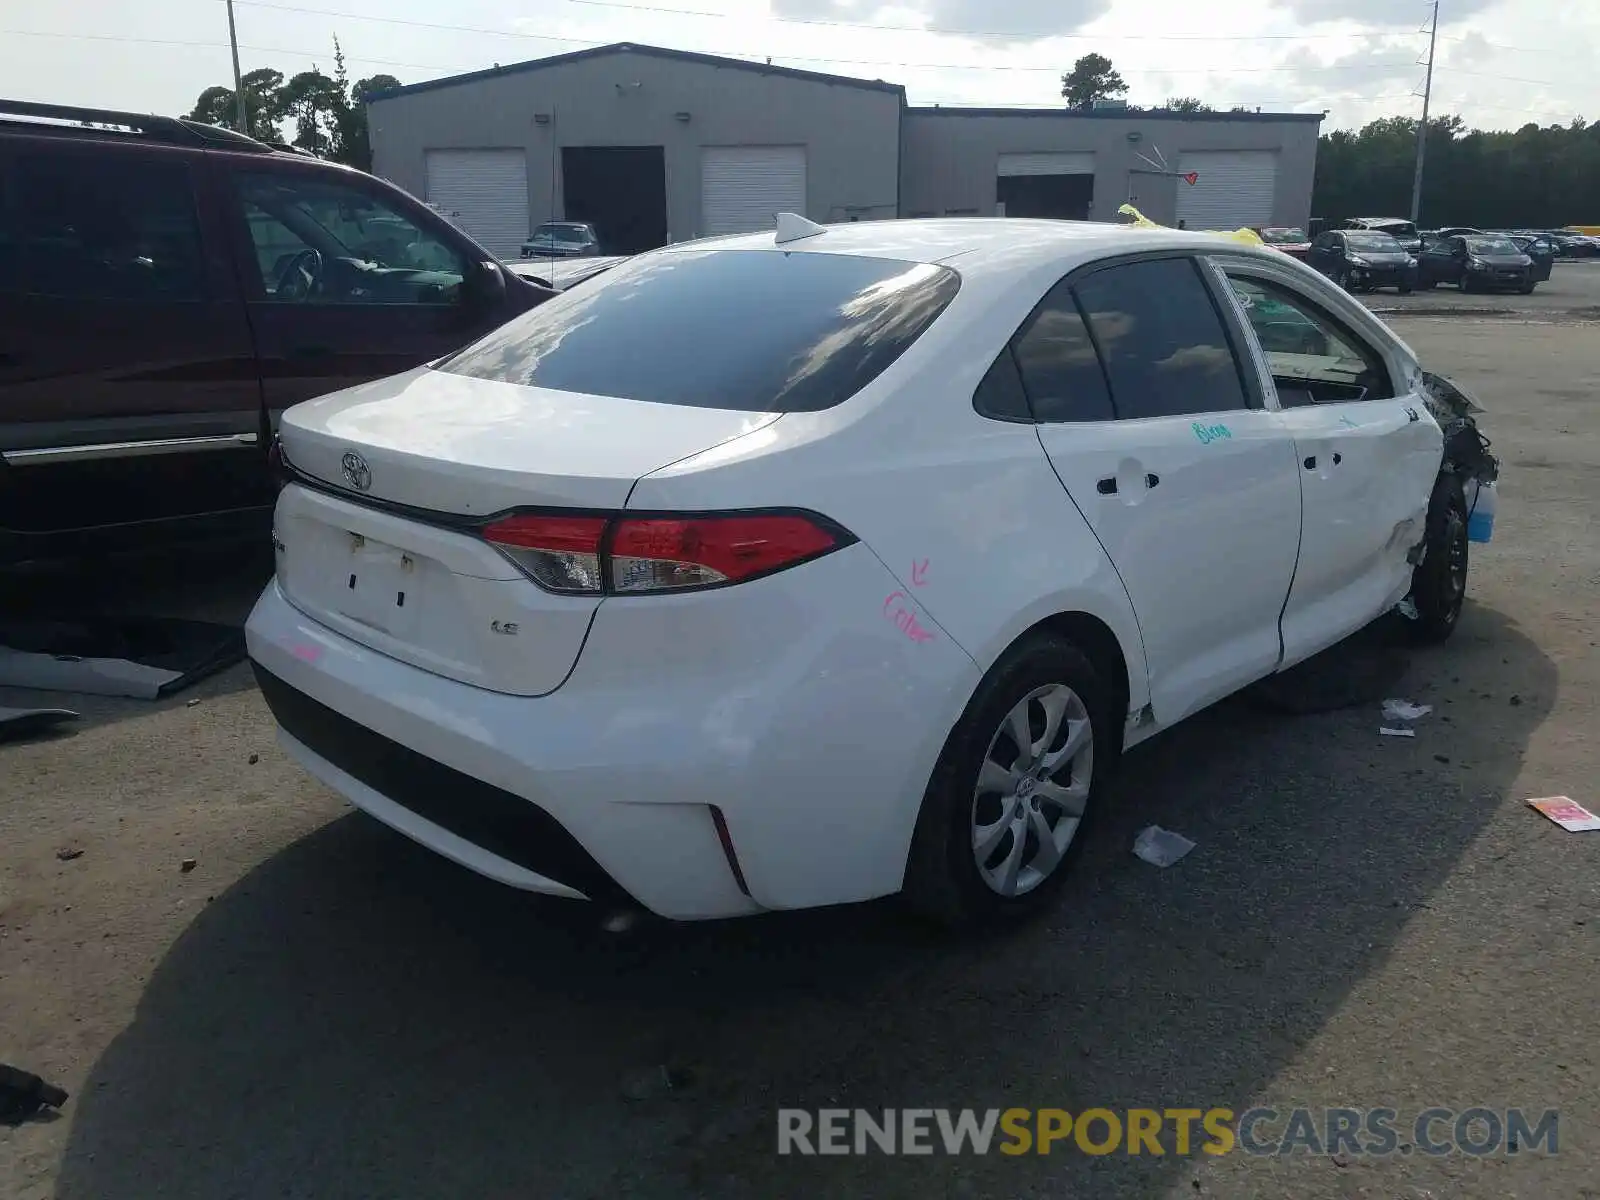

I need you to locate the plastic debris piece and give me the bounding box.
[1383,698,1433,721]
[1526,797,1600,832]
[1132,825,1196,868]
[1395,597,1420,621]
[1379,727,1416,738]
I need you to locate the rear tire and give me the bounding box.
[1408,474,1470,644]
[902,634,1116,930]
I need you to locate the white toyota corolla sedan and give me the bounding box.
[246,217,1497,925]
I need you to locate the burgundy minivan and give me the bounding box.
[0,99,554,568]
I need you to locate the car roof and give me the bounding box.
[661,218,1286,278]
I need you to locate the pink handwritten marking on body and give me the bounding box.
[910,558,929,588]
[291,643,323,663]
[882,590,936,643]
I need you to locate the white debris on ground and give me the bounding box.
[1383,698,1434,722]
[1132,825,1197,868]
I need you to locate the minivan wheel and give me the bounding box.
[903,634,1114,929]
[1408,475,1469,644]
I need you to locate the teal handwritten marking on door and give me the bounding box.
[1192,421,1233,445]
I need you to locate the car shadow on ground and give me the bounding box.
[53,601,1554,1200]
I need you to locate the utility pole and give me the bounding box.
[1409,0,1439,223]
[225,0,249,133]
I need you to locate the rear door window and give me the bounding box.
[2,150,206,302]
[439,249,961,412]
[1072,257,1251,420]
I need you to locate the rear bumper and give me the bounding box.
[246,541,980,919]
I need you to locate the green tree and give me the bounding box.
[1061,54,1128,110]
[1164,97,1213,114]
[184,39,397,167]
[1311,111,1596,227]
[186,67,287,141]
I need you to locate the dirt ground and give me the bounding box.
[2,315,1598,1199]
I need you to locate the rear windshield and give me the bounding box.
[438,249,962,412]
[1259,227,1307,244]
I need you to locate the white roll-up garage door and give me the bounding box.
[1175,151,1278,231]
[998,152,1095,177]
[424,149,529,260]
[700,146,807,237]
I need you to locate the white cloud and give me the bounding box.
[1,0,1595,132]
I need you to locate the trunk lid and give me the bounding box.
[279,366,780,515]
[274,367,780,695]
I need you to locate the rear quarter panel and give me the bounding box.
[627,255,1153,716]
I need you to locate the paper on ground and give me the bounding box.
[1527,796,1600,832]
[1379,727,1416,738]
[1382,698,1433,721]
[1132,825,1196,868]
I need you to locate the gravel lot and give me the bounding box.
[3,312,1598,1199]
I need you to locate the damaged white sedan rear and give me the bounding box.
[246,218,1497,926]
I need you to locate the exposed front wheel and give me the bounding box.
[1400,283,1414,295]
[1520,282,1537,295]
[1408,475,1470,644]
[903,634,1114,928]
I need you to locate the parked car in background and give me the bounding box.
[506,255,627,292]
[1546,230,1599,258]
[1342,217,1423,254]
[1254,226,1312,260]
[247,217,1495,925]
[1417,233,1536,293]
[1308,229,1418,293]
[0,98,555,569]
[1428,226,1483,242]
[1503,234,1556,282]
[519,221,601,259]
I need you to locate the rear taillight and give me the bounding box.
[482,514,607,594]
[481,511,848,595]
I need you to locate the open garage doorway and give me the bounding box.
[997,152,1095,221]
[561,146,668,255]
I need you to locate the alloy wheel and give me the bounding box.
[970,684,1093,897]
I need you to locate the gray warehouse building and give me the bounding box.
[368,43,1322,259]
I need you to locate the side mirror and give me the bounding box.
[461,260,507,311]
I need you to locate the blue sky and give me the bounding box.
[4,0,1595,131]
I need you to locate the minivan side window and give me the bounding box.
[1008,281,1115,423]
[1073,257,1250,420]
[234,173,468,305]
[2,152,206,302]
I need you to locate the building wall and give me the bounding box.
[368,51,902,242]
[900,110,1321,229]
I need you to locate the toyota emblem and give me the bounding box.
[340,450,372,492]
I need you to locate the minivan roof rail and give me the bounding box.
[0,98,276,152]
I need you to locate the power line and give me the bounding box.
[1,28,484,74]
